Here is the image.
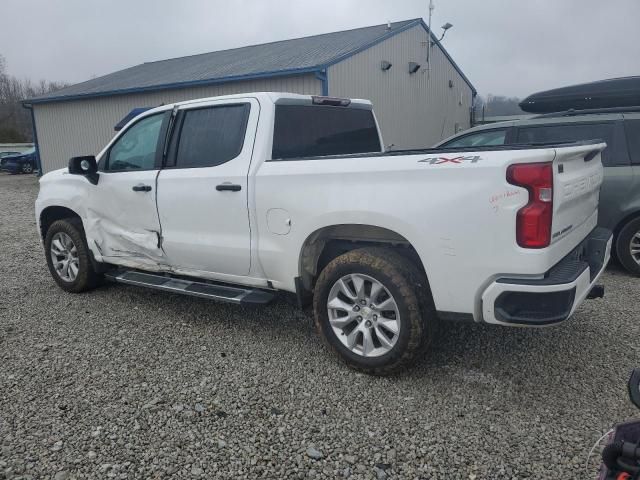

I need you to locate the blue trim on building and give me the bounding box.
[320,18,476,95]
[23,66,325,105]
[324,69,329,96]
[320,19,421,70]
[22,104,42,176]
[23,18,475,105]
[315,70,329,96]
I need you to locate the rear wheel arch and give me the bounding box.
[298,224,430,292]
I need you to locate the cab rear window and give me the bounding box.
[272,105,382,160]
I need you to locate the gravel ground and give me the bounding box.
[1,172,639,480]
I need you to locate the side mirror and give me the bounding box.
[69,156,99,185]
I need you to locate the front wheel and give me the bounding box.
[44,219,102,292]
[616,217,640,276]
[313,247,435,375]
[21,162,33,174]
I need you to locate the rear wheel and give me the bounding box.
[313,247,436,375]
[21,162,33,174]
[616,217,640,275]
[44,219,102,292]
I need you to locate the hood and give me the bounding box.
[39,167,68,184]
[5,153,34,161]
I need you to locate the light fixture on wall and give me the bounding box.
[408,62,421,74]
[381,61,392,71]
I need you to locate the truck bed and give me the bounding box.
[268,139,605,161]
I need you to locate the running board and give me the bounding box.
[105,270,275,305]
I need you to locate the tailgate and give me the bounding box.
[551,143,606,244]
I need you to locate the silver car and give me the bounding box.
[436,108,640,275]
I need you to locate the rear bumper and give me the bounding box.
[481,227,612,326]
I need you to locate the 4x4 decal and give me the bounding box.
[418,155,482,165]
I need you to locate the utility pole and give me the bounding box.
[427,0,434,77]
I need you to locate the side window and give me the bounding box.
[624,119,640,165]
[272,105,382,160]
[441,129,507,148]
[516,123,624,167]
[175,104,249,168]
[106,114,164,171]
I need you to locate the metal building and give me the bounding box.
[24,18,475,174]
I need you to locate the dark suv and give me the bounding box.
[436,108,640,275]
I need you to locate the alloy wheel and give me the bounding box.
[631,231,640,266]
[50,232,79,282]
[327,273,401,358]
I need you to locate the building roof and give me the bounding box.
[26,18,475,104]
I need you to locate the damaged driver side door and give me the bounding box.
[86,111,169,268]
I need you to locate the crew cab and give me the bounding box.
[36,93,612,374]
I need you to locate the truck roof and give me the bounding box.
[146,92,374,115]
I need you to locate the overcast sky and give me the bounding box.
[1,0,638,98]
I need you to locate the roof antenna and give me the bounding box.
[387,21,391,30]
[427,0,434,78]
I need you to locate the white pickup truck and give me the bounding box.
[36,92,612,374]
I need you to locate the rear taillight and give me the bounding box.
[507,162,553,248]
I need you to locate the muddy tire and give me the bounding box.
[313,247,436,375]
[44,219,102,293]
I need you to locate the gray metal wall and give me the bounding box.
[328,24,474,149]
[34,74,321,173]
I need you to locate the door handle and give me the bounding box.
[132,184,152,192]
[216,183,242,192]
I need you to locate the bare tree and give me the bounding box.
[483,94,526,116]
[0,55,68,142]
